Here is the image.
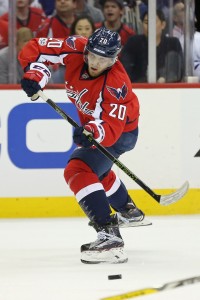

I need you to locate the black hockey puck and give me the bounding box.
[108,274,122,280]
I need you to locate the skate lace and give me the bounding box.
[88,230,123,249]
[97,231,111,240]
[97,231,122,242]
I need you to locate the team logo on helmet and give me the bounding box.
[66,36,77,50]
[106,83,128,100]
[86,28,121,58]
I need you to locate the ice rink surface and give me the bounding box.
[0,215,200,300]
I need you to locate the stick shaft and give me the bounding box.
[38,91,160,202]
[101,275,200,299]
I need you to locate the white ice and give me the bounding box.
[0,215,200,300]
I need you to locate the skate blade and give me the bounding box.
[119,219,152,228]
[81,258,128,264]
[81,247,128,264]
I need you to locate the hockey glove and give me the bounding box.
[21,62,51,99]
[73,121,105,148]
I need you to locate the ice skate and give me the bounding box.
[81,217,128,264]
[116,196,152,228]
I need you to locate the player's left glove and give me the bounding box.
[73,121,105,148]
[21,62,51,99]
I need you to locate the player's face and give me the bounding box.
[75,19,94,38]
[103,1,123,22]
[87,52,114,77]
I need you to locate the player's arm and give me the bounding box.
[18,37,64,99]
[18,37,86,98]
[73,94,129,148]
[73,100,127,148]
[18,37,66,70]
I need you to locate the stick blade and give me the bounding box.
[160,181,189,206]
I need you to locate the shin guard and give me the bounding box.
[64,159,112,225]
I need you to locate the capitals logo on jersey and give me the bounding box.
[106,83,128,100]
[65,85,94,116]
[66,36,77,50]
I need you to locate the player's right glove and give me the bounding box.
[73,127,93,148]
[21,62,51,100]
[73,121,105,148]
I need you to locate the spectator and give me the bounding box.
[0,19,8,49]
[38,0,55,16]
[31,0,55,16]
[124,0,148,20]
[195,0,200,79]
[30,0,42,9]
[120,9,184,83]
[172,1,185,40]
[193,31,200,81]
[136,1,183,21]
[156,0,170,19]
[36,0,77,84]
[75,0,104,23]
[0,27,33,83]
[50,14,95,84]
[70,15,95,37]
[96,0,135,47]
[36,0,76,38]
[195,0,200,32]
[0,0,8,16]
[138,1,148,19]
[0,0,47,36]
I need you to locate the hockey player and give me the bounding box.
[19,27,150,264]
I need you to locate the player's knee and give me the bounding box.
[64,159,77,185]
[64,159,91,185]
[64,159,98,195]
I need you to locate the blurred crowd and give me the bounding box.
[0,0,199,84]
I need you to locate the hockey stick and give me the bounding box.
[100,275,200,299]
[35,90,189,206]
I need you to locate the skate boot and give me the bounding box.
[116,196,152,228]
[81,216,128,264]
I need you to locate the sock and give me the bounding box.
[64,159,112,225]
[101,170,129,212]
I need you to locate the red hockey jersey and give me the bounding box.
[0,7,46,36]
[0,19,8,49]
[18,36,139,147]
[36,15,72,38]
